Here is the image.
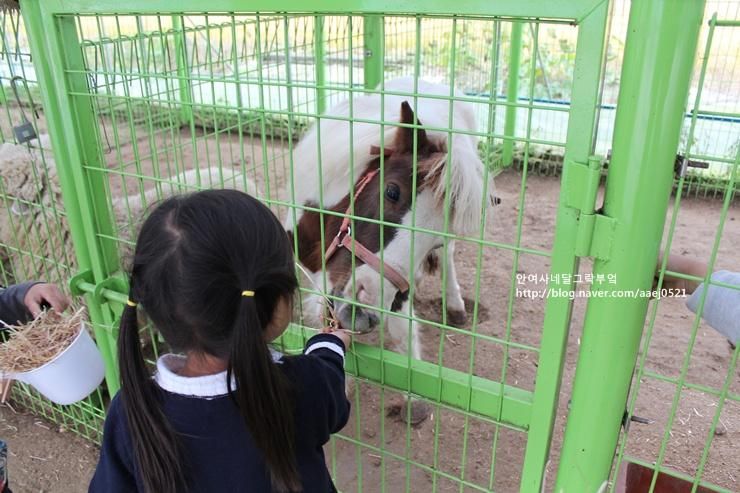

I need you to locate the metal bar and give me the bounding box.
[278,330,533,429]
[172,15,194,126]
[502,21,522,167]
[609,13,719,490]
[19,1,124,395]
[362,15,383,90]
[518,3,608,491]
[74,280,128,306]
[313,15,327,114]
[713,19,740,27]
[39,0,605,21]
[554,1,706,491]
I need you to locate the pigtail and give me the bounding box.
[229,294,300,492]
[118,296,187,493]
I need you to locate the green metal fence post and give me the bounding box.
[502,21,522,167]
[363,15,383,90]
[20,1,124,395]
[173,15,194,126]
[555,1,706,491]
[519,3,608,491]
[314,15,327,114]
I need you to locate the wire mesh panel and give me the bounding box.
[15,0,612,490]
[0,8,105,443]
[610,8,740,492]
[596,0,740,202]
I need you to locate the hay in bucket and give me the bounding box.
[0,306,86,375]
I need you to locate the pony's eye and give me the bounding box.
[385,183,401,202]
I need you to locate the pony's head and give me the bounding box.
[294,101,491,332]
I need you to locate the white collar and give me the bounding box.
[154,348,283,398]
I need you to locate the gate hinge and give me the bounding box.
[565,155,603,213]
[565,156,616,260]
[574,213,616,259]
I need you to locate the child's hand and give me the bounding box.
[24,283,71,318]
[323,327,351,349]
[656,253,706,294]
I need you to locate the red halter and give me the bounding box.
[324,168,410,294]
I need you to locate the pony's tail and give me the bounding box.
[118,299,186,493]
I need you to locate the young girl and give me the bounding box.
[89,190,351,493]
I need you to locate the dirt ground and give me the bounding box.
[1,123,738,491]
[1,405,97,493]
[327,171,740,493]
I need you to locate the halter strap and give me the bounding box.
[324,168,410,294]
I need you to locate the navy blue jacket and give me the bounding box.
[1,281,38,493]
[89,333,350,492]
[0,282,38,327]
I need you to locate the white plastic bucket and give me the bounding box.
[11,323,105,405]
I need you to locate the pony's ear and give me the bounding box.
[394,101,431,155]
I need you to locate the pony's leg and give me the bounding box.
[387,304,421,360]
[444,240,467,326]
[387,304,429,425]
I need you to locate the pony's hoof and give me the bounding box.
[447,309,468,327]
[386,400,430,426]
[401,400,431,426]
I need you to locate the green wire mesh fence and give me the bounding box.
[0,0,737,491]
[610,6,740,492]
[0,7,106,444]
[69,13,582,491]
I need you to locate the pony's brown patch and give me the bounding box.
[294,159,414,287]
[293,101,446,293]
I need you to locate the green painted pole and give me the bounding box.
[519,4,608,491]
[314,15,327,115]
[173,15,194,126]
[20,0,123,395]
[555,1,705,491]
[502,22,522,167]
[363,15,383,90]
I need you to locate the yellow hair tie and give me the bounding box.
[241,290,255,297]
[126,300,138,307]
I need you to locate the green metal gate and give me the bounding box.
[0,6,106,443]
[609,7,740,493]
[2,0,732,491]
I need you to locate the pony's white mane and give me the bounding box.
[286,77,493,236]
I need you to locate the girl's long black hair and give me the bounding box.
[118,189,300,492]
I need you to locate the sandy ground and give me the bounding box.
[0,119,738,492]
[1,405,97,493]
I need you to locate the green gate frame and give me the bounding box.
[17,0,706,490]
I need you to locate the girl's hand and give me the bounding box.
[656,253,706,294]
[323,327,351,349]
